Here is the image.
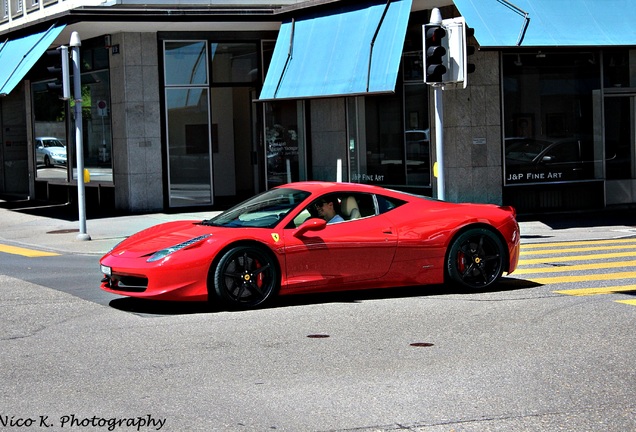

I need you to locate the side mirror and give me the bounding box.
[293,218,326,238]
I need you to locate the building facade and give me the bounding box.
[1,0,635,214]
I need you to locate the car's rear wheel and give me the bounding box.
[446,228,505,290]
[211,245,279,310]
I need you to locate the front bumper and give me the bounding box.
[99,260,209,302]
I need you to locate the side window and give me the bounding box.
[291,196,324,228]
[340,193,375,220]
[290,192,377,228]
[292,207,315,227]
[376,194,406,214]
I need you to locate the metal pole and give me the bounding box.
[70,31,90,241]
[434,84,444,200]
[427,7,445,201]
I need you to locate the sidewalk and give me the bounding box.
[0,200,219,256]
[0,199,634,256]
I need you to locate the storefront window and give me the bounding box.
[604,96,633,180]
[347,84,430,190]
[603,49,631,89]
[164,41,213,206]
[603,49,634,180]
[72,70,113,182]
[165,41,208,86]
[32,43,112,183]
[502,51,602,185]
[404,83,431,187]
[211,43,258,83]
[348,92,403,186]
[264,100,304,188]
[32,81,68,181]
[166,87,212,206]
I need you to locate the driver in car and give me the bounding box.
[315,197,344,224]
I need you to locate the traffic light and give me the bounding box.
[45,45,70,100]
[440,17,477,89]
[423,23,447,83]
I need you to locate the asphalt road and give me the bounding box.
[1,253,115,306]
[1,235,636,431]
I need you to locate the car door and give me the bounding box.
[35,139,44,164]
[282,200,398,290]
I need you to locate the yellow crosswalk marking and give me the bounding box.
[515,260,636,274]
[616,299,636,306]
[521,238,636,249]
[521,244,636,255]
[519,251,636,265]
[0,244,60,257]
[518,238,636,307]
[531,271,636,285]
[554,285,636,296]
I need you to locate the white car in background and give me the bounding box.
[36,137,67,167]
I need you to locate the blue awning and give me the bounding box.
[453,0,636,47]
[0,25,66,97]
[259,0,413,101]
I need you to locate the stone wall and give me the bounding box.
[309,98,348,181]
[109,32,163,212]
[437,50,503,204]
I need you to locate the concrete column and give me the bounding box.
[109,32,163,212]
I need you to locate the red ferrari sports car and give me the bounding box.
[100,182,520,309]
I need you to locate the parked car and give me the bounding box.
[100,182,520,310]
[505,136,594,183]
[35,137,67,167]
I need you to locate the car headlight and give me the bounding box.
[100,264,112,276]
[146,234,211,263]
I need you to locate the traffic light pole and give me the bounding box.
[424,8,475,201]
[71,31,90,241]
[425,8,446,201]
[433,84,444,201]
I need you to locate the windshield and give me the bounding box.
[41,139,65,148]
[203,188,311,228]
[505,139,550,162]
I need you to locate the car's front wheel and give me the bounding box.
[211,245,280,310]
[446,228,505,290]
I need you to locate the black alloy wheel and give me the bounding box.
[212,245,279,309]
[446,228,505,290]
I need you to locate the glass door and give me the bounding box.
[264,100,306,188]
[164,41,213,207]
[604,93,636,205]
